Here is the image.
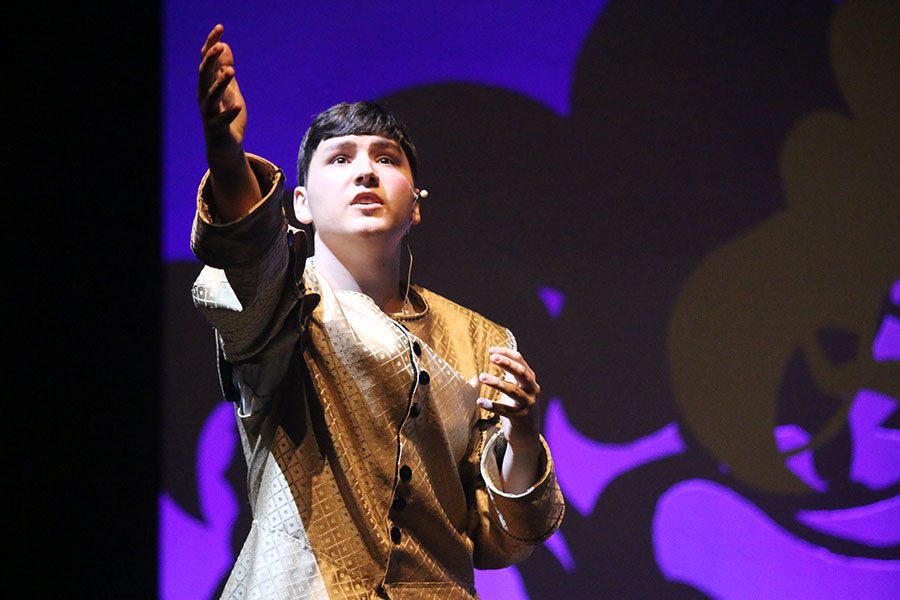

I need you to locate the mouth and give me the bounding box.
[351,192,384,206]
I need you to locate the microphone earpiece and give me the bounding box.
[407,178,429,201]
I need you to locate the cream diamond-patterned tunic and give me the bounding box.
[190,155,565,599]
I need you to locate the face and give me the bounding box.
[293,134,421,247]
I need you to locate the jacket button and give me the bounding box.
[399,464,412,482]
[412,341,422,356]
[390,525,402,544]
[418,370,430,385]
[392,496,407,511]
[409,402,421,417]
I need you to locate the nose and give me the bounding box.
[354,160,379,188]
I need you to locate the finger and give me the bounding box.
[199,43,226,76]
[488,345,522,359]
[488,346,532,372]
[488,348,539,394]
[199,41,234,79]
[478,372,534,408]
[201,66,236,115]
[198,46,228,102]
[200,24,225,59]
[206,106,242,130]
[489,352,538,393]
[477,396,529,417]
[490,351,527,378]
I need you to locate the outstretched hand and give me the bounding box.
[476,346,541,449]
[198,24,247,164]
[195,24,261,222]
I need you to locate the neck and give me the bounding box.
[312,232,407,313]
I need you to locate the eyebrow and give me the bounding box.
[320,138,402,153]
[369,139,402,152]
[321,140,357,153]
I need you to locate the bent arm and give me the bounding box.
[469,426,565,569]
[191,155,298,364]
[467,330,565,568]
[499,428,543,494]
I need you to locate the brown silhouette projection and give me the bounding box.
[669,0,899,495]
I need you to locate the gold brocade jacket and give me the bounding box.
[190,155,565,599]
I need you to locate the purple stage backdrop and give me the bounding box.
[161,1,900,598]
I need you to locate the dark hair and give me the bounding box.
[295,101,418,186]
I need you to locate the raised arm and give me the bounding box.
[198,24,262,222]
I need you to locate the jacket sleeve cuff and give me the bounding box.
[480,430,566,542]
[190,154,287,268]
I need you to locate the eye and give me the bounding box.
[330,155,349,164]
[376,155,397,165]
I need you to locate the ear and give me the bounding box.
[410,196,422,226]
[293,186,314,225]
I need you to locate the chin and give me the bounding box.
[338,223,404,243]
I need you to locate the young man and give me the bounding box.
[191,24,564,599]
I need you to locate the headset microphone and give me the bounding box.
[406,178,429,201]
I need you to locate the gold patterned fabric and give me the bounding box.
[191,155,565,599]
